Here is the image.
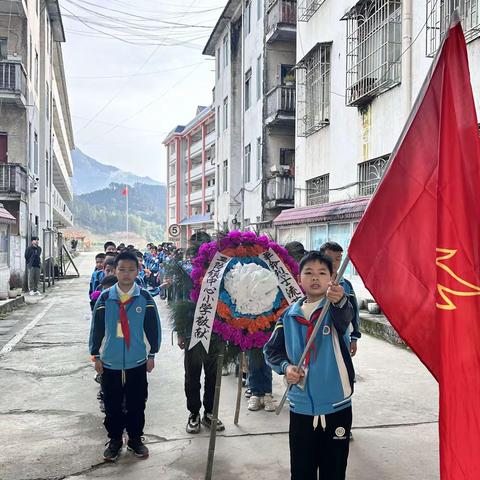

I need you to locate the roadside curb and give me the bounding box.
[360,311,406,347]
[0,296,25,316]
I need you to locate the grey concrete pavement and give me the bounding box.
[0,253,439,479]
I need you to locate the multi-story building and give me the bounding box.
[203,0,297,234]
[0,0,74,274]
[163,106,216,246]
[274,0,480,285]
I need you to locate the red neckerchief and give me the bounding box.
[294,307,323,367]
[116,297,135,349]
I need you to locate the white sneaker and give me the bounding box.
[263,394,276,412]
[35,291,42,296]
[247,395,264,411]
[29,291,35,296]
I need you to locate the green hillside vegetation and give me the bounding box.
[72,182,166,239]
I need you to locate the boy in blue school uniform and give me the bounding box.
[264,251,355,480]
[89,253,106,310]
[134,250,161,297]
[104,241,117,253]
[320,242,361,356]
[89,251,161,462]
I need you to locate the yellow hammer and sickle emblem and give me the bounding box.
[436,248,480,311]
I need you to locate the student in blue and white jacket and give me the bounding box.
[89,253,106,310]
[320,241,361,356]
[264,251,355,480]
[89,251,161,462]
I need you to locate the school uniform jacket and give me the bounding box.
[89,269,105,298]
[341,278,361,341]
[89,283,161,371]
[264,296,355,416]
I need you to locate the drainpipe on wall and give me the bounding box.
[402,0,413,117]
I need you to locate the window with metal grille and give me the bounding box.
[343,0,402,107]
[280,148,295,166]
[306,174,329,205]
[298,0,326,22]
[358,155,389,196]
[297,43,331,137]
[426,0,480,57]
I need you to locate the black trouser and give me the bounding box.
[289,407,352,480]
[102,364,148,439]
[184,342,220,415]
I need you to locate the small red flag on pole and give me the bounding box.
[122,185,129,242]
[349,17,480,479]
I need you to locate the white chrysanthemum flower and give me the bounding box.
[224,262,279,315]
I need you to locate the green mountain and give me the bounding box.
[72,149,161,194]
[72,182,166,240]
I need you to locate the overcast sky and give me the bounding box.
[61,0,221,184]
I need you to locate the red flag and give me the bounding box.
[122,186,128,196]
[348,20,480,479]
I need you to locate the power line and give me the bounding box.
[75,43,164,133]
[69,0,206,135]
[101,0,223,16]
[71,115,161,134]
[64,0,214,29]
[82,62,204,145]
[61,6,208,47]
[67,61,204,79]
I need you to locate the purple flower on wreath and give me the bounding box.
[241,230,257,244]
[256,235,270,248]
[213,318,272,351]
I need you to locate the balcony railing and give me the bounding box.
[0,164,28,194]
[205,186,215,200]
[0,62,27,106]
[190,189,203,203]
[266,85,296,126]
[266,0,297,43]
[265,175,295,208]
[52,185,74,227]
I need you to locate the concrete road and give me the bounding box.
[0,253,439,480]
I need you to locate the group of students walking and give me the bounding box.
[88,235,360,479]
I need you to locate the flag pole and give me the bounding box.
[205,342,225,480]
[275,255,351,415]
[126,185,129,243]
